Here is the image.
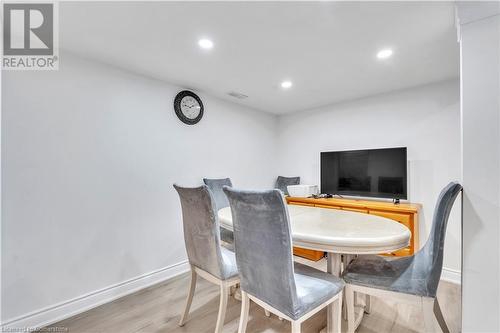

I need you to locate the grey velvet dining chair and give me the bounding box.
[203,178,234,246]
[174,184,239,333]
[275,176,300,196]
[223,187,344,333]
[343,182,462,333]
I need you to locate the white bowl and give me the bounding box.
[287,185,319,197]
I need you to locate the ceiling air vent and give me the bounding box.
[228,91,248,99]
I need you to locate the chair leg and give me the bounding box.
[342,292,348,320]
[345,285,356,333]
[264,309,271,317]
[327,293,342,333]
[215,285,229,333]
[291,321,301,333]
[433,298,450,333]
[179,268,197,326]
[422,297,438,333]
[238,291,250,333]
[364,295,371,314]
[331,292,342,333]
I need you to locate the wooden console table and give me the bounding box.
[286,196,421,261]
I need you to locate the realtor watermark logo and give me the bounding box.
[2,2,59,70]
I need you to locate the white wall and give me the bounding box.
[276,79,462,274]
[1,52,277,325]
[457,3,500,331]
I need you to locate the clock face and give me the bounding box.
[180,96,201,119]
[174,91,204,125]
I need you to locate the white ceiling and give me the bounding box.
[60,2,459,114]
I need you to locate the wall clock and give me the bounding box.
[174,90,204,125]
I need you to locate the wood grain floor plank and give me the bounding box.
[43,258,460,333]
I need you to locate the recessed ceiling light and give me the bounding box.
[198,39,214,50]
[281,80,293,89]
[377,48,393,59]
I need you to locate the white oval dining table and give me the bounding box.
[218,204,411,333]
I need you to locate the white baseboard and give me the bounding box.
[441,267,461,285]
[1,260,190,332]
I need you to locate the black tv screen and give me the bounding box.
[321,147,407,199]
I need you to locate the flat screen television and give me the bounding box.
[321,147,407,199]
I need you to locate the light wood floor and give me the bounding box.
[46,258,461,333]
